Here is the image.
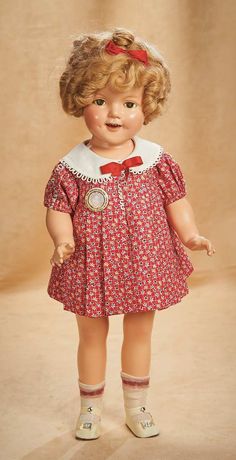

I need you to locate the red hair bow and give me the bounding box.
[105,40,149,66]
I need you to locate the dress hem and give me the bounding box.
[61,287,191,317]
[47,265,194,317]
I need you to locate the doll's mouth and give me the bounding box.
[106,123,122,128]
[105,123,122,131]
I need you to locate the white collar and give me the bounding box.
[60,135,164,184]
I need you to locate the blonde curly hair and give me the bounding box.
[59,28,171,125]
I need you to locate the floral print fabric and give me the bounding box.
[44,151,194,317]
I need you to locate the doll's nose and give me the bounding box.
[108,103,121,118]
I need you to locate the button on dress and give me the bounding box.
[43,136,194,317]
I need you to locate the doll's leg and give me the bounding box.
[75,314,109,440]
[76,314,109,384]
[120,310,159,437]
[121,310,155,375]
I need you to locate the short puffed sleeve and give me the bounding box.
[43,163,79,213]
[156,152,187,206]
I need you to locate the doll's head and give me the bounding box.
[59,28,171,125]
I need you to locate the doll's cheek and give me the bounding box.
[83,107,105,126]
[127,110,144,124]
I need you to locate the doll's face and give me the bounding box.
[83,85,144,147]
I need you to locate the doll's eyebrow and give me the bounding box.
[94,94,140,101]
[123,94,141,98]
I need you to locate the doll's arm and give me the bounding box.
[165,197,199,244]
[46,208,74,247]
[165,197,215,256]
[46,208,75,267]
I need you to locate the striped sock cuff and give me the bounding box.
[120,371,150,389]
[78,379,105,398]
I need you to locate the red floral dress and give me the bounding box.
[43,136,194,317]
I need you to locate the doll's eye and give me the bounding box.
[93,99,105,106]
[124,101,137,108]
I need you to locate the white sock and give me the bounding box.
[120,370,150,410]
[78,379,105,412]
[120,371,155,424]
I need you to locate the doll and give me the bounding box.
[44,28,215,440]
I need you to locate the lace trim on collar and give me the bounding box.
[58,136,165,184]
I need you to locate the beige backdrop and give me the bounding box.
[0,0,235,287]
[1,2,236,459]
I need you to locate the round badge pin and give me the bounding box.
[85,188,109,212]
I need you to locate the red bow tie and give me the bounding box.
[105,40,149,66]
[100,156,143,178]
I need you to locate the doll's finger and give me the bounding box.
[205,240,211,250]
[63,249,74,258]
[197,236,206,250]
[53,253,63,265]
[206,244,212,255]
[207,243,215,255]
[57,247,64,258]
[208,247,216,256]
[64,247,71,254]
[204,239,214,252]
[66,243,75,253]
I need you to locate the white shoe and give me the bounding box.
[125,406,160,438]
[75,405,102,440]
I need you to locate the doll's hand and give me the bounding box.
[185,235,216,256]
[50,242,75,268]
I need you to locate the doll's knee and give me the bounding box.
[123,310,155,339]
[76,314,109,343]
